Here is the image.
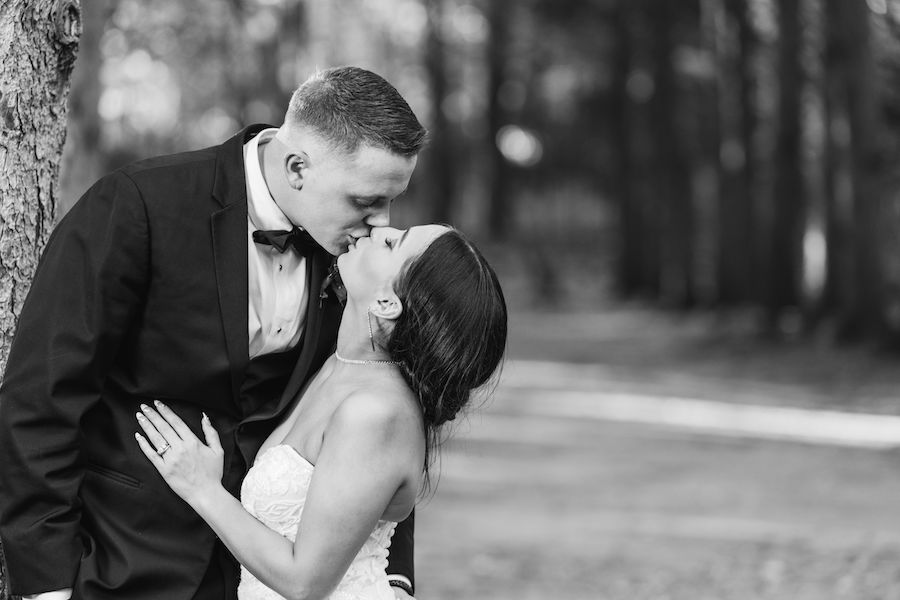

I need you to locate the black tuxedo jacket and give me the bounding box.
[0,125,414,599]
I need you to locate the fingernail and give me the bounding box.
[140,404,149,412]
[154,400,163,408]
[202,412,209,422]
[136,412,144,420]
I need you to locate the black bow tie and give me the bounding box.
[252,227,321,256]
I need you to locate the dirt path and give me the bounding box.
[414,308,900,599]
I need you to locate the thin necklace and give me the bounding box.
[334,350,399,366]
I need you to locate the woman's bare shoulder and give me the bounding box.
[328,381,423,446]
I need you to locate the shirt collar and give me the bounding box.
[245,128,293,231]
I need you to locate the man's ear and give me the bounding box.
[284,152,308,190]
[369,292,403,321]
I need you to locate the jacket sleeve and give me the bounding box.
[0,171,150,596]
[386,510,415,591]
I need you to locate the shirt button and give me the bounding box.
[279,264,283,271]
[276,328,282,334]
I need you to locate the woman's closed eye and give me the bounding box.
[384,237,397,249]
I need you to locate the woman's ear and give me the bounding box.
[284,152,308,190]
[369,292,403,321]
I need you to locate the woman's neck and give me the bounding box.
[334,303,395,365]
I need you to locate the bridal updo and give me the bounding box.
[385,229,507,479]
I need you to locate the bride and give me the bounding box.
[134,224,507,600]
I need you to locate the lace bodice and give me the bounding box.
[238,444,397,600]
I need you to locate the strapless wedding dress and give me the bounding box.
[237,444,397,600]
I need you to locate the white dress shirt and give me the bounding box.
[245,128,309,359]
[28,129,310,600]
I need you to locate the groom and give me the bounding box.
[0,67,424,600]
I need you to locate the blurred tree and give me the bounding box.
[59,0,115,209]
[422,0,456,224]
[224,0,305,125]
[823,0,885,341]
[0,0,81,595]
[486,0,513,239]
[767,0,805,330]
[713,0,758,305]
[651,0,694,307]
[822,0,857,335]
[614,0,663,298]
[612,0,641,297]
[732,0,761,305]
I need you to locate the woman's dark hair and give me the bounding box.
[386,229,507,489]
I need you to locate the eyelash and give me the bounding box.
[385,238,396,249]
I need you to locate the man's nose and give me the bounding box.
[365,206,390,228]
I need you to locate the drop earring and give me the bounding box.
[367,308,376,351]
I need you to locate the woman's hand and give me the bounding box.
[135,401,224,507]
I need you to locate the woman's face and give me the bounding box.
[337,224,449,302]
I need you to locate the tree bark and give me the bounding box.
[0,2,80,593]
[0,0,81,369]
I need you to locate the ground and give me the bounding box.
[415,306,900,599]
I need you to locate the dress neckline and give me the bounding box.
[259,443,315,469]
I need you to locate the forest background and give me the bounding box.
[53,0,900,341]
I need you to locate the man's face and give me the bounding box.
[281,142,418,256]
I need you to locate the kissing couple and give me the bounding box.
[0,66,506,600]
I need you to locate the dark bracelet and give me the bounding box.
[388,578,414,595]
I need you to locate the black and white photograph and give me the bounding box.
[1,1,900,599]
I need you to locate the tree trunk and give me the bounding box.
[0,0,81,369]
[767,0,804,330]
[823,0,855,336]
[844,1,883,340]
[422,0,455,224]
[0,4,81,596]
[716,0,756,305]
[612,0,640,297]
[651,0,694,306]
[486,0,511,239]
[822,0,882,342]
[734,0,759,306]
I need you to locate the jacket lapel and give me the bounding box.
[210,124,272,405]
[277,248,334,409]
[211,204,249,406]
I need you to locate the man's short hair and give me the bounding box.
[285,66,428,157]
